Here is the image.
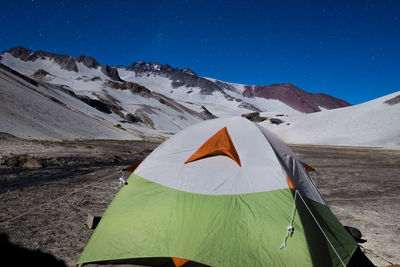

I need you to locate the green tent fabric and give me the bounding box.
[78,117,358,266]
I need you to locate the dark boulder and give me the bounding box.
[269,118,284,125]
[125,113,142,123]
[241,112,268,122]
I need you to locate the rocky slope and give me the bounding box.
[0,63,165,140]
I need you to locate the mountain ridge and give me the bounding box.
[0,46,354,141]
[3,46,350,113]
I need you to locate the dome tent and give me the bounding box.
[78,117,370,267]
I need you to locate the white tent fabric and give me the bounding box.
[135,117,289,195]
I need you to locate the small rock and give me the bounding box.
[5,155,28,168]
[241,112,268,122]
[112,156,122,163]
[125,113,142,123]
[269,118,284,125]
[22,158,43,168]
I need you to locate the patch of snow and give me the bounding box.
[260,91,400,148]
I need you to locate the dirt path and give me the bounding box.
[0,140,399,266]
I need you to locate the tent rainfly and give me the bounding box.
[78,117,373,267]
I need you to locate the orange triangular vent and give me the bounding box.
[172,257,189,267]
[185,126,241,167]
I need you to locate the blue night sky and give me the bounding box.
[1,0,399,104]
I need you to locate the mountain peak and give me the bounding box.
[281,82,295,87]
[75,55,100,69]
[181,67,196,76]
[126,62,197,76]
[126,62,176,73]
[6,46,32,60]
[4,47,102,71]
[4,46,79,72]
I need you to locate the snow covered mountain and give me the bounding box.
[259,91,400,148]
[0,63,166,140]
[0,46,351,140]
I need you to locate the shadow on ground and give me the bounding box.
[0,233,66,266]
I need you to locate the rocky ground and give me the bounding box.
[292,145,400,266]
[0,135,399,266]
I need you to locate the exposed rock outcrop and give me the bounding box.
[32,69,51,80]
[238,102,261,112]
[0,63,38,86]
[181,67,196,76]
[126,62,176,73]
[6,46,32,60]
[125,113,143,123]
[7,47,100,71]
[6,47,102,73]
[101,65,123,81]
[75,55,100,69]
[269,118,284,125]
[241,112,268,122]
[105,81,153,98]
[199,106,217,120]
[76,95,113,114]
[384,95,400,105]
[6,47,79,72]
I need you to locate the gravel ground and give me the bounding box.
[292,145,400,266]
[0,138,399,266]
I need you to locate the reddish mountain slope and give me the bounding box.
[243,83,351,113]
